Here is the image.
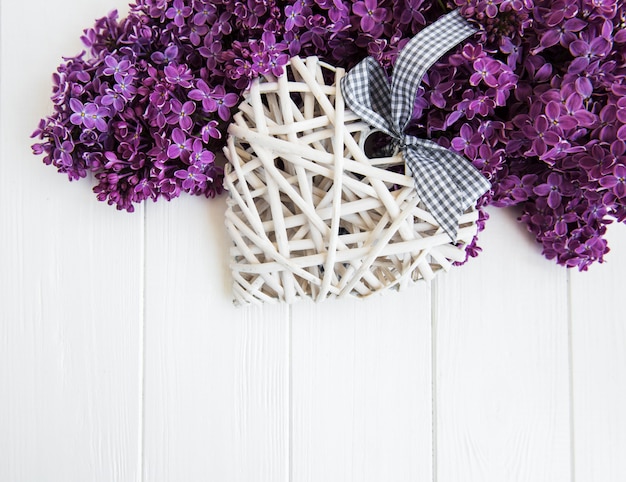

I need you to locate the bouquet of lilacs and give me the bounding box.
[31,0,626,270]
[453,0,626,270]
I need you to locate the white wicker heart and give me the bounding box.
[223,56,479,305]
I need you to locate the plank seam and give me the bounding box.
[288,305,293,482]
[567,269,576,482]
[431,279,438,482]
[139,205,147,482]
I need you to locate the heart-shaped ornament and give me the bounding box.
[223,55,481,305]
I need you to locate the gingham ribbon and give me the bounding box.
[341,9,491,242]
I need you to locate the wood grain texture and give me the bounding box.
[5,1,626,481]
[1,2,142,481]
[142,196,290,482]
[434,207,571,482]
[570,223,626,482]
[291,289,433,482]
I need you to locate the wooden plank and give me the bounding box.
[142,196,290,482]
[570,222,626,482]
[291,290,433,482]
[434,207,571,482]
[0,2,142,481]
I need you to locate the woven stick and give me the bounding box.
[223,57,480,304]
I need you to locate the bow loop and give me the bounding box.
[340,57,397,139]
[340,9,491,242]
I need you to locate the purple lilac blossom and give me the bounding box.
[31,0,626,270]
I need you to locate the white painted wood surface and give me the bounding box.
[435,209,571,482]
[570,225,626,482]
[2,2,626,481]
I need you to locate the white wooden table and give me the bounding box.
[2,2,625,480]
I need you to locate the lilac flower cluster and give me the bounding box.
[31,0,626,270]
[443,0,626,270]
[30,0,468,212]
[32,6,227,210]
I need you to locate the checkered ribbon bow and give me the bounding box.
[341,9,491,242]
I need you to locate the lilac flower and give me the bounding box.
[617,97,626,123]
[113,73,137,99]
[592,104,619,142]
[262,32,288,56]
[175,165,208,190]
[147,132,170,167]
[151,45,179,65]
[133,176,156,198]
[212,12,233,36]
[69,99,109,131]
[101,88,125,112]
[285,3,306,31]
[477,119,504,139]
[534,18,586,52]
[193,1,216,25]
[54,139,75,167]
[148,84,171,108]
[563,93,596,128]
[251,51,270,75]
[446,95,473,126]
[167,128,192,159]
[189,81,237,120]
[201,121,221,142]
[545,100,578,133]
[542,140,584,166]
[188,80,215,111]
[534,173,567,209]
[189,139,215,167]
[500,37,521,68]
[69,99,93,127]
[473,144,504,176]
[268,52,290,77]
[185,23,209,46]
[491,71,517,105]
[300,14,328,51]
[572,233,607,263]
[353,0,387,36]
[569,36,612,74]
[579,145,615,180]
[470,58,500,88]
[198,39,222,71]
[497,173,538,205]
[477,0,502,18]
[211,86,238,121]
[79,129,99,147]
[103,56,132,76]
[165,0,192,28]
[168,99,196,130]
[451,124,483,159]
[396,0,426,27]
[468,95,496,117]
[584,0,618,18]
[164,63,193,87]
[582,192,609,222]
[411,86,429,120]
[553,208,578,237]
[543,0,579,27]
[423,71,454,109]
[600,165,626,198]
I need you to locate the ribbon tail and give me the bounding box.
[405,145,490,242]
[391,9,478,131]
